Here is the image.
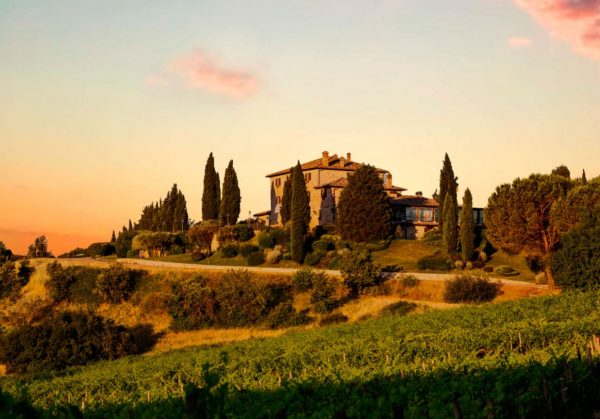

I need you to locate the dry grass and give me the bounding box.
[151,328,288,353]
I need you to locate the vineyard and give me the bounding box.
[2,291,600,417]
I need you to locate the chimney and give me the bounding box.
[416,191,423,197]
[386,173,392,188]
[346,152,351,161]
[340,156,346,167]
[322,151,329,167]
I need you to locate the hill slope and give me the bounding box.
[2,291,600,417]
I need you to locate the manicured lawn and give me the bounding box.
[484,249,537,282]
[372,239,440,271]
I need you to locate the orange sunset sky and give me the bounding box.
[1,0,600,255]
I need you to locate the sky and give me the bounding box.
[1,0,600,255]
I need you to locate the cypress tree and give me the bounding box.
[215,172,221,216]
[438,153,458,233]
[443,194,458,255]
[460,188,475,262]
[220,160,241,226]
[110,231,116,243]
[337,165,392,242]
[582,169,588,185]
[290,162,310,263]
[280,171,293,225]
[128,220,133,231]
[202,153,220,221]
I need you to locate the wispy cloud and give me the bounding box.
[144,75,169,87]
[513,0,600,59]
[508,36,534,48]
[164,49,260,99]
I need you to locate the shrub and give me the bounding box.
[421,228,443,246]
[328,255,344,270]
[246,252,265,266]
[340,248,383,297]
[417,254,452,271]
[217,226,236,247]
[465,261,474,270]
[168,275,218,330]
[115,230,139,258]
[265,302,311,329]
[494,265,520,277]
[45,262,102,305]
[233,224,254,242]
[87,242,116,257]
[454,260,464,270]
[96,264,145,304]
[304,251,325,266]
[221,244,239,258]
[365,238,392,252]
[191,251,206,261]
[399,274,420,289]
[312,240,334,253]
[0,260,33,301]
[310,273,337,314]
[318,313,348,326]
[126,248,139,258]
[239,243,259,257]
[380,301,417,317]
[525,254,544,273]
[258,228,287,249]
[169,245,185,255]
[282,252,292,260]
[551,210,600,290]
[292,268,317,292]
[443,275,500,304]
[215,270,272,327]
[0,311,155,373]
[265,249,282,265]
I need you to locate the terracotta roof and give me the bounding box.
[266,154,388,178]
[253,210,271,217]
[391,195,439,207]
[315,177,406,192]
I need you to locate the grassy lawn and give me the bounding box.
[483,249,537,282]
[372,239,440,271]
[153,253,249,266]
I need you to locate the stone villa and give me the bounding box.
[254,151,483,239]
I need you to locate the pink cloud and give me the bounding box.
[508,37,534,48]
[168,50,259,99]
[514,0,600,59]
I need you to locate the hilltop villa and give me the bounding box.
[254,151,483,239]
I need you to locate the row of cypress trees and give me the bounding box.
[438,153,475,262]
[201,153,241,226]
[136,184,190,233]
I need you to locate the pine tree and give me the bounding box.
[290,162,310,263]
[460,188,475,262]
[111,231,116,243]
[202,153,220,221]
[280,171,293,225]
[220,160,241,226]
[438,153,458,233]
[443,194,458,255]
[582,169,588,185]
[337,165,392,242]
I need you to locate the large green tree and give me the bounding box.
[220,160,241,226]
[460,188,475,262]
[280,171,293,225]
[290,162,310,263]
[337,165,392,243]
[442,194,458,255]
[551,206,600,290]
[202,153,220,221]
[485,173,573,288]
[438,153,458,234]
[551,165,571,179]
[27,236,51,258]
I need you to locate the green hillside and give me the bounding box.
[2,291,600,417]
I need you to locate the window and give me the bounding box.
[406,207,417,221]
[275,178,281,187]
[420,208,433,222]
[304,173,312,182]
